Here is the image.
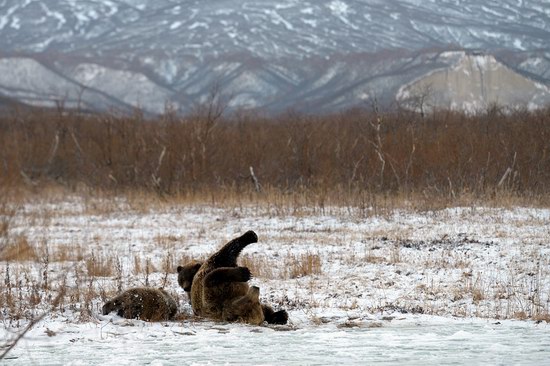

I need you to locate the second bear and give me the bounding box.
[102,287,177,321]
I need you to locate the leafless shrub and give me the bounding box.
[1,104,549,207]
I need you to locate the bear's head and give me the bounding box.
[102,298,121,316]
[177,261,203,293]
[222,286,264,325]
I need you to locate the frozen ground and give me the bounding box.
[4,317,550,365]
[1,197,549,364]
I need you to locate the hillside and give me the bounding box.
[0,0,549,113]
[398,52,550,112]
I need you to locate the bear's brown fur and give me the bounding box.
[222,286,264,324]
[178,243,288,325]
[189,231,264,325]
[102,287,177,321]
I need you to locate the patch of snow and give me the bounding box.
[39,2,66,30]
[513,38,525,50]
[188,22,208,30]
[327,0,357,29]
[302,18,317,28]
[0,4,18,30]
[2,317,549,365]
[265,9,294,30]
[10,16,20,30]
[170,21,181,30]
[214,8,234,16]
[481,5,505,18]
[328,0,350,17]
[70,63,173,113]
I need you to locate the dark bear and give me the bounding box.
[177,260,202,294]
[177,245,288,325]
[190,231,261,324]
[102,287,177,322]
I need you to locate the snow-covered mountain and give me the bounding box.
[1,0,549,113]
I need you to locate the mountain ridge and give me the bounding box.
[1,0,549,114]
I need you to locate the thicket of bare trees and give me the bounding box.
[1,104,549,204]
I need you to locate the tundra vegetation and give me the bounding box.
[0,104,549,359]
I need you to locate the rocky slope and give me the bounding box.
[398,52,550,112]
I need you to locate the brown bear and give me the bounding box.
[102,287,177,322]
[177,260,288,324]
[189,230,262,324]
[177,236,288,324]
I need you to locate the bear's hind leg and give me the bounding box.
[211,231,258,267]
[204,266,251,287]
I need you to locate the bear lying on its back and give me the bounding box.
[102,287,177,322]
[177,236,288,325]
[189,231,262,324]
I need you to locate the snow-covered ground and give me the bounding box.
[1,196,549,364]
[4,317,550,365]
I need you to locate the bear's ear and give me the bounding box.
[177,266,183,273]
[193,262,203,272]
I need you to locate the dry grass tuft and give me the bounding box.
[532,313,550,323]
[0,235,37,261]
[240,255,275,279]
[86,251,114,277]
[240,252,322,280]
[285,253,322,279]
[50,244,85,262]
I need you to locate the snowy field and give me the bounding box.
[4,317,550,365]
[1,196,549,364]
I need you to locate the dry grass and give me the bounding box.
[85,251,115,278]
[240,255,275,279]
[284,253,322,279]
[50,243,85,262]
[0,235,37,262]
[240,252,322,280]
[0,139,549,329]
[0,222,548,324]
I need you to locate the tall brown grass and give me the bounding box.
[1,105,549,205]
